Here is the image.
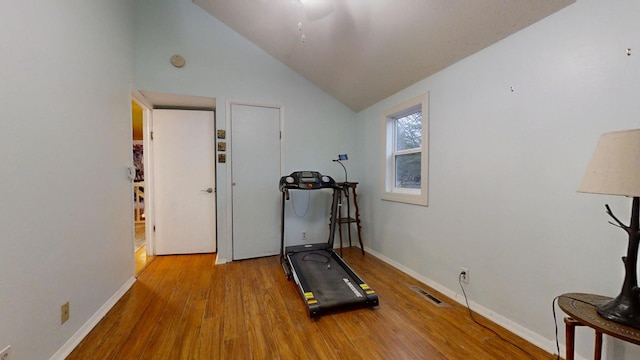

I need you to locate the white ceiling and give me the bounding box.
[194,0,575,112]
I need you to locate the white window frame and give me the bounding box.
[382,93,429,206]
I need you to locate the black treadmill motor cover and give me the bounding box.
[280,171,336,191]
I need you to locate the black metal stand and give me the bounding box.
[597,196,640,329]
[334,159,348,184]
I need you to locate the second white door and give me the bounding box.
[231,103,281,260]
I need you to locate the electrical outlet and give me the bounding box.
[302,231,307,240]
[1,345,11,360]
[460,267,470,284]
[61,302,70,324]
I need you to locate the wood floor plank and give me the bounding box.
[222,334,252,360]
[241,259,279,360]
[67,249,555,360]
[358,306,447,359]
[109,282,169,359]
[66,264,169,360]
[198,315,224,359]
[203,260,226,319]
[259,289,303,359]
[315,316,365,360]
[138,267,192,360]
[221,262,247,341]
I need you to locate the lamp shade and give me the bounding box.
[578,128,640,197]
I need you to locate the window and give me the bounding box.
[382,93,428,206]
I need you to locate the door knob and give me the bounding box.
[201,188,213,193]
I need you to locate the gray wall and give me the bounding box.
[0,1,135,359]
[356,0,640,358]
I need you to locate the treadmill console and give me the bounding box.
[280,171,336,190]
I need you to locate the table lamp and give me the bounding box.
[578,128,640,329]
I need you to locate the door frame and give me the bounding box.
[131,91,155,257]
[132,90,218,259]
[225,100,284,262]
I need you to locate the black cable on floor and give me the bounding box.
[551,294,599,360]
[458,273,537,360]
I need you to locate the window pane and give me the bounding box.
[395,153,421,189]
[395,112,422,151]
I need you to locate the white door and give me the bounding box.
[231,104,281,260]
[153,109,216,255]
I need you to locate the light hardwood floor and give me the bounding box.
[68,247,556,359]
[134,223,154,275]
[135,245,154,275]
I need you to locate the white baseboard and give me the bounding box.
[49,276,137,360]
[363,246,580,360]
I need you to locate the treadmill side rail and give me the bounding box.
[330,251,379,307]
[281,255,292,280]
[288,255,321,317]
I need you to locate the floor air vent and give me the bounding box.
[410,286,448,307]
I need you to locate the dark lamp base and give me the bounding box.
[597,296,640,330]
[595,197,640,330]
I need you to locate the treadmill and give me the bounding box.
[279,171,378,318]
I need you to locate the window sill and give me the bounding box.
[381,192,428,206]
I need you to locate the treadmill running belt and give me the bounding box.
[289,251,366,308]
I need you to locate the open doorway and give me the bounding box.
[131,99,154,274]
[131,90,217,262]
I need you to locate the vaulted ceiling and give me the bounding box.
[194,0,575,112]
